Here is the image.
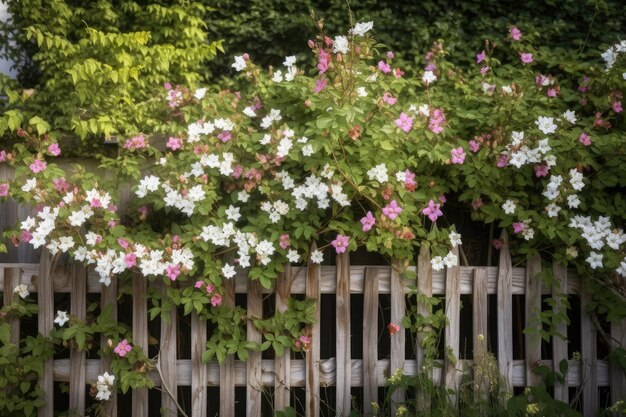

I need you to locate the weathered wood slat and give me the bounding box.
[335,252,351,416]
[525,254,542,387]
[362,268,378,414]
[610,319,626,409]
[191,312,208,417]
[2,267,21,344]
[497,231,513,390]
[100,278,118,417]
[38,250,54,417]
[160,281,178,417]
[69,264,86,415]
[219,277,236,417]
[305,244,321,417]
[246,278,263,417]
[132,275,149,417]
[581,281,598,417]
[552,261,569,402]
[275,265,291,410]
[444,246,461,404]
[472,268,488,397]
[390,262,405,413]
[416,245,432,414]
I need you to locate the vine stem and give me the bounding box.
[155,352,190,417]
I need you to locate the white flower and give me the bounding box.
[136,175,160,198]
[545,203,561,218]
[225,205,241,222]
[13,284,29,299]
[501,85,513,94]
[567,194,580,209]
[502,199,517,214]
[287,250,300,263]
[232,55,247,72]
[617,260,626,277]
[95,371,115,401]
[431,256,444,271]
[535,116,557,135]
[418,104,430,116]
[569,169,585,191]
[194,88,207,100]
[606,230,626,250]
[54,310,69,327]
[511,131,525,146]
[349,21,374,36]
[243,107,256,118]
[562,110,577,124]
[222,263,236,279]
[357,87,367,97]
[310,250,324,264]
[522,227,535,241]
[448,231,462,247]
[566,246,578,258]
[22,178,36,193]
[302,144,314,156]
[443,252,458,268]
[238,190,250,203]
[367,163,388,183]
[422,70,437,85]
[272,70,284,83]
[332,36,349,54]
[260,109,282,129]
[586,252,603,269]
[283,55,296,67]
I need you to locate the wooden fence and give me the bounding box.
[1,233,625,417]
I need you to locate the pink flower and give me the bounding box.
[382,200,403,220]
[386,51,394,59]
[314,78,327,93]
[422,200,443,222]
[164,82,172,90]
[439,194,447,204]
[217,131,232,143]
[317,50,330,74]
[90,198,102,208]
[403,170,417,191]
[476,50,486,64]
[117,238,129,249]
[114,339,132,357]
[48,143,61,156]
[0,150,7,162]
[194,280,204,289]
[480,66,490,75]
[496,154,509,168]
[52,178,69,192]
[377,61,392,73]
[510,27,522,41]
[360,211,376,232]
[206,284,215,295]
[107,220,116,228]
[166,264,181,281]
[279,234,291,249]
[21,230,32,242]
[520,53,533,64]
[124,253,137,268]
[613,101,623,113]
[492,239,503,250]
[472,198,484,210]
[547,88,558,97]
[29,159,46,173]
[382,92,397,105]
[210,294,222,307]
[0,183,8,197]
[295,335,312,350]
[166,137,183,151]
[331,234,350,254]
[450,147,466,164]
[393,68,405,78]
[428,108,446,134]
[468,140,481,153]
[512,222,525,234]
[138,206,148,217]
[123,135,148,150]
[534,165,549,177]
[578,132,591,146]
[395,113,413,133]
[388,323,401,335]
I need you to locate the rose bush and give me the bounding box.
[1,20,626,410]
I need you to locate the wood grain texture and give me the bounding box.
[191,312,207,417]
[416,245,433,414]
[335,252,351,416]
[472,268,488,397]
[362,268,378,414]
[497,231,513,390]
[389,262,405,413]
[275,265,291,410]
[3,267,21,344]
[220,277,236,417]
[246,278,263,417]
[552,261,569,402]
[525,254,542,387]
[69,264,86,415]
[305,243,321,417]
[132,274,148,417]
[38,250,54,417]
[610,318,626,408]
[100,276,118,417]
[160,282,178,417]
[444,246,461,404]
[581,280,598,417]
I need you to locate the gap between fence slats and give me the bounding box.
[305,243,321,417]
[472,268,488,398]
[416,245,433,414]
[525,254,542,387]
[390,262,405,414]
[191,311,207,417]
[581,280,598,417]
[100,277,118,417]
[246,278,263,417]
[335,252,351,416]
[444,246,461,405]
[219,277,236,417]
[38,250,54,417]
[275,265,291,410]
[132,274,148,417]
[362,267,378,414]
[497,231,513,391]
[552,261,569,402]
[159,281,178,417]
[69,264,86,414]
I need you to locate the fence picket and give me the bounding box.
[390,262,405,413]
[38,250,54,417]
[362,267,378,414]
[3,266,21,344]
[246,278,263,417]
[69,264,86,414]
[444,246,461,403]
[100,276,118,416]
[219,277,236,417]
[305,244,321,417]
[497,231,513,390]
[191,312,208,417]
[335,252,351,416]
[525,254,542,387]
[581,281,598,416]
[552,261,569,402]
[132,274,148,417]
[160,282,178,416]
[275,265,291,410]
[472,268,488,396]
[416,245,432,413]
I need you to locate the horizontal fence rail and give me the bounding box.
[1,238,625,417]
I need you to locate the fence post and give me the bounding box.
[305,243,321,417]
[335,251,351,416]
[444,246,461,405]
[581,280,598,417]
[219,277,236,417]
[525,254,542,387]
[362,267,379,414]
[552,261,569,402]
[69,263,86,415]
[132,274,148,417]
[390,261,406,413]
[275,264,292,409]
[472,268,488,398]
[2,266,21,344]
[191,310,208,417]
[416,245,432,413]
[160,281,178,416]
[38,249,54,417]
[497,230,513,391]
[246,277,263,417]
[100,275,118,416]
